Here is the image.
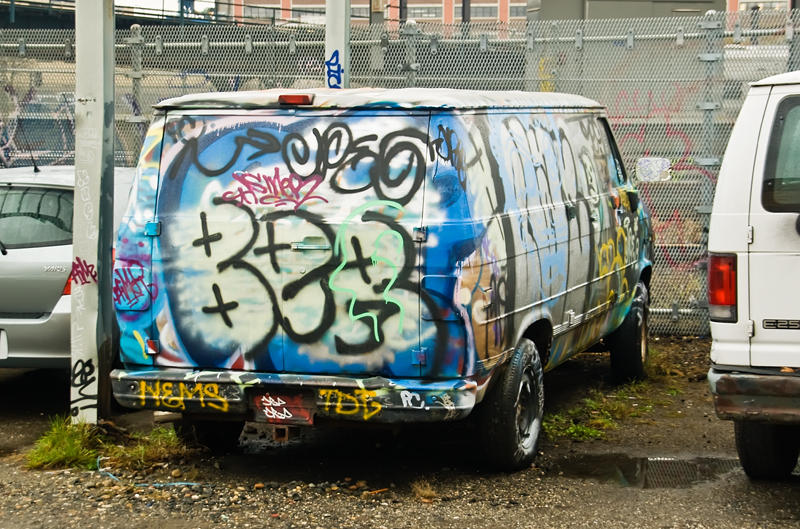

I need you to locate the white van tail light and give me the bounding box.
[708,253,737,322]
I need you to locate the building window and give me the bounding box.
[454,5,499,19]
[243,6,278,21]
[510,5,527,18]
[351,7,370,18]
[408,6,443,19]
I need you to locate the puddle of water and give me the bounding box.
[551,454,741,488]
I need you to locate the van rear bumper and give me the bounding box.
[111,368,478,424]
[708,366,800,423]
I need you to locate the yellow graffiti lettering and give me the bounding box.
[135,380,229,412]
[202,383,229,412]
[355,389,383,420]
[159,382,183,409]
[138,380,161,407]
[334,390,361,416]
[318,388,383,421]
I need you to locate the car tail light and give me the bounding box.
[278,94,313,105]
[62,275,72,296]
[708,253,737,322]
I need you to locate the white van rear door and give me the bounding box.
[748,84,800,368]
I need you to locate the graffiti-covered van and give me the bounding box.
[111,88,658,469]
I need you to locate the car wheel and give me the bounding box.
[175,416,244,455]
[478,338,544,471]
[735,420,800,480]
[609,280,649,382]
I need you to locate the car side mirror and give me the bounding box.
[635,157,671,182]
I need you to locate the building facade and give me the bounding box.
[213,0,749,25]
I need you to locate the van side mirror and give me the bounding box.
[635,157,671,182]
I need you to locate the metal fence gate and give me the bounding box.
[0,10,797,335]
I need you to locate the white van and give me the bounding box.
[111,88,663,469]
[708,71,800,480]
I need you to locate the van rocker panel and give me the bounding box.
[111,368,477,423]
[708,366,800,423]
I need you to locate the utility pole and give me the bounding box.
[370,0,383,24]
[325,0,350,88]
[72,0,115,423]
[462,0,470,23]
[399,0,407,23]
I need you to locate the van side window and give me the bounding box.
[763,96,800,212]
[598,118,627,185]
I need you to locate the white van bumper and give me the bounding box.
[708,365,800,423]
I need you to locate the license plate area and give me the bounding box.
[251,389,315,426]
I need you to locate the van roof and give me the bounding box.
[751,71,800,87]
[154,88,605,112]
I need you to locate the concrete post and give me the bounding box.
[325,0,350,88]
[71,0,115,423]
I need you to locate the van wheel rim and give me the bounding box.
[515,368,535,444]
[639,311,648,364]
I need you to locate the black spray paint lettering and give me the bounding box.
[69,358,97,417]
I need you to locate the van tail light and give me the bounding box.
[278,94,313,105]
[708,253,737,322]
[62,275,72,296]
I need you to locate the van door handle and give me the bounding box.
[565,203,577,220]
[291,236,331,251]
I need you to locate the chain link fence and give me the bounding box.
[0,10,796,335]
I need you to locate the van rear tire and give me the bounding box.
[478,338,544,471]
[608,281,649,382]
[734,421,800,480]
[175,416,244,455]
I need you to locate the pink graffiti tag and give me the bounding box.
[71,257,97,285]
[221,168,328,210]
[112,264,158,305]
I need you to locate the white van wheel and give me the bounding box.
[608,281,649,382]
[735,421,800,480]
[478,338,544,471]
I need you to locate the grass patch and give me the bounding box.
[543,382,656,441]
[26,416,101,470]
[26,418,195,472]
[104,426,194,471]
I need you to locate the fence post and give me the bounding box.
[324,0,350,88]
[698,12,722,172]
[788,9,799,72]
[126,24,144,134]
[695,10,724,333]
[401,21,421,88]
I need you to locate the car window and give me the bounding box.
[0,186,73,248]
[763,96,800,212]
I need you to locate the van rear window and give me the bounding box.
[0,186,73,248]
[763,97,800,212]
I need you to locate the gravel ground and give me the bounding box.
[1,337,799,529]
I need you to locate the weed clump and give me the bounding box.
[26,416,101,470]
[104,426,194,471]
[543,382,654,442]
[26,418,195,472]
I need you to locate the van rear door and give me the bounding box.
[153,109,429,377]
[748,86,800,369]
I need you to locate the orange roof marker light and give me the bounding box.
[278,94,314,105]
